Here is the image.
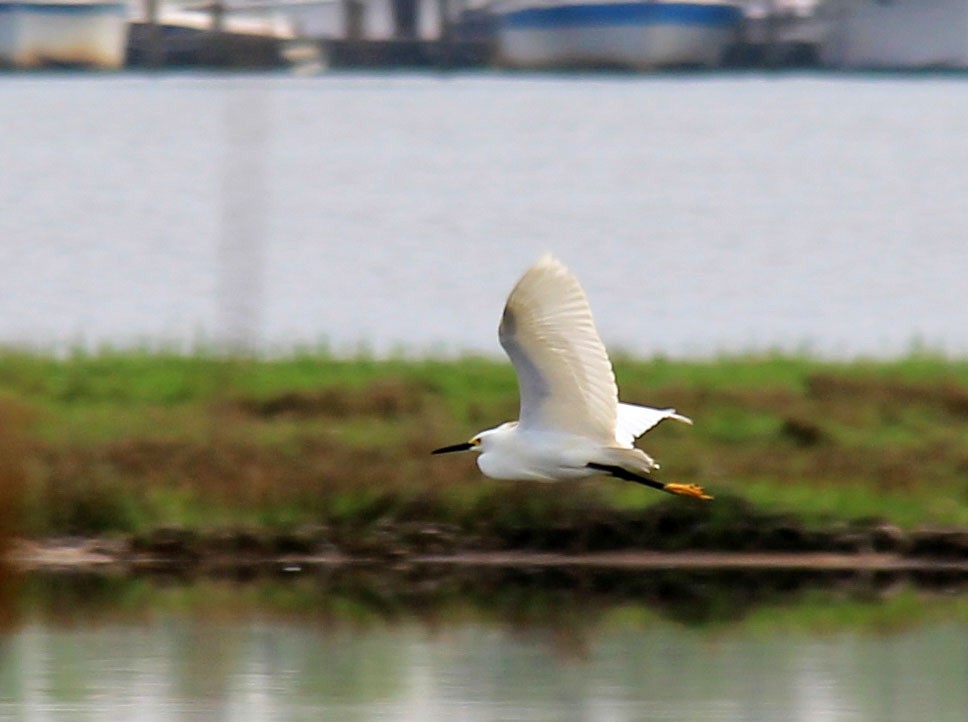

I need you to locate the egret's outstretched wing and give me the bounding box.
[498,254,618,441]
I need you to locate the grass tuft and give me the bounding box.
[2,349,968,538]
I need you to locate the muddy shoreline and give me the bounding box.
[9,532,968,576]
[8,533,968,630]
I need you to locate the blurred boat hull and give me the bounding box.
[496,0,742,70]
[0,0,127,69]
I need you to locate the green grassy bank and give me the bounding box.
[1,350,967,547]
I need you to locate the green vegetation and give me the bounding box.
[1,349,967,540]
[10,566,968,635]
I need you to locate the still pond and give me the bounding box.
[0,565,966,721]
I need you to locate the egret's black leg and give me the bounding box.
[586,463,712,500]
[586,463,665,491]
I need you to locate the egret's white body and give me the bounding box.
[433,254,710,500]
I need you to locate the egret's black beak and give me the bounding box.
[431,441,475,455]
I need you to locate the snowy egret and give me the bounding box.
[433,254,711,500]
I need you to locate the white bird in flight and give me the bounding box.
[433,254,711,500]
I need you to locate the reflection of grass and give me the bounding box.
[3,349,968,537]
[12,567,968,636]
[740,585,968,636]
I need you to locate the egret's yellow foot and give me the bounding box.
[662,483,713,501]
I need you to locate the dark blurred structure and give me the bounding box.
[127,0,494,69]
[128,0,290,68]
[725,0,823,68]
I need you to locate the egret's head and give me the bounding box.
[431,422,516,456]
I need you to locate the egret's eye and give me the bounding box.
[470,438,481,446]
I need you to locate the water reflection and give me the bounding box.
[1,567,966,721]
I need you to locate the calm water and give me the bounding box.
[0,569,966,721]
[2,73,968,357]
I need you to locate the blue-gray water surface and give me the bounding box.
[2,73,968,357]
[0,570,966,722]
[3,619,966,722]
[0,567,968,722]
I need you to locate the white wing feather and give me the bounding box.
[498,254,618,442]
[615,403,692,449]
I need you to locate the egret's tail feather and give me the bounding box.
[615,403,692,448]
[592,446,660,475]
[587,447,712,500]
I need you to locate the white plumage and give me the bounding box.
[433,254,710,500]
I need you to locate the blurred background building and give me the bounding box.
[4,0,968,71]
